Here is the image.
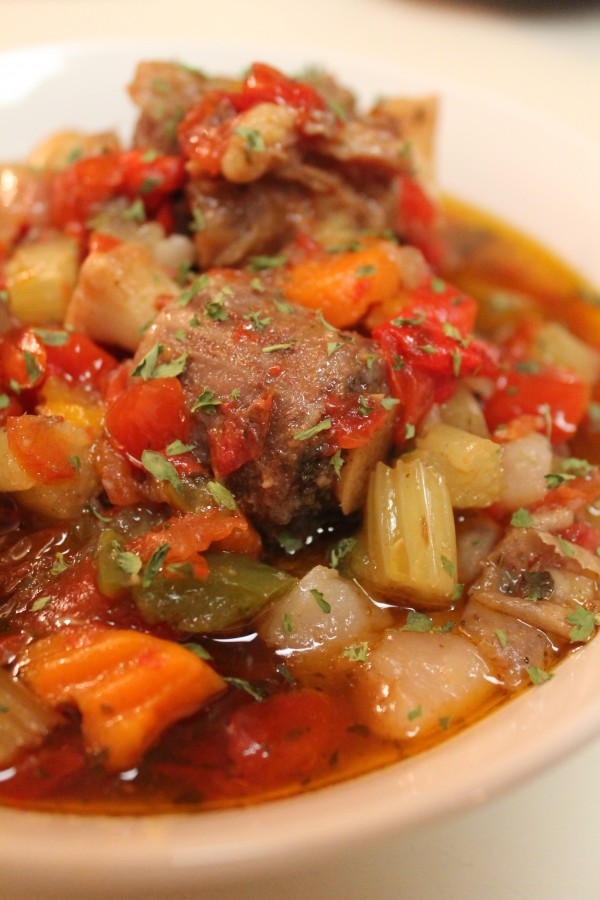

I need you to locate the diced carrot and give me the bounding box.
[283,241,405,329]
[20,627,226,772]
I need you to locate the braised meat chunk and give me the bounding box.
[133,272,390,532]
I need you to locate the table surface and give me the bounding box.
[1,2,600,898]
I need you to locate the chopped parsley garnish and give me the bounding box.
[391,313,425,328]
[248,255,287,272]
[355,264,376,277]
[441,555,455,578]
[263,343,292,353]
[68,455,81,473]
[439,716,452,730]
[327,341,343,357]
[243,310,272,331]
[141,450,183,494]
[152,351,188,379]
[310,588,331,614]
[276,531,304,553]
[50,552,69,576]
[330,449,344,478]
[205,298,228,321]
[31,596,52,612]
[341,642,370,662]
[114,547,142,577]
[511,508,532,528]
[224,677,266,701]
[430,277,446,294]
[23,349,43,384]
[381,397,399,410]
[282,612,295,635]
[401,610,434,633]
[527,666,554,685]
[184,643,212,661]
[177,274,210,307]
[207,481,237,510]
[495,629,508,649]
[165,439,196,456]
[545,472,576,489]
[32,328,69,346]
[142,544,170,588]
[0,394,9,409]
[560,457,597,478]
[190,208,205,233]
[404,423,416,441]
[191,388,221,414]
[123,198,146,222]
[566,606,597,642]
[316,309,338,332]
[294,418,332,441]
[358,396,372,417]
[557,536,576,558]
[132,343,162,380]
[407,706,422,721]
[329,536,356,569]
[234,126,266,155]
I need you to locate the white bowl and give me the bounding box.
[1,38,599,898]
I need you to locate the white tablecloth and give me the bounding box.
[2,2,600,897]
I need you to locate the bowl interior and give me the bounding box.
[1,38,600,895]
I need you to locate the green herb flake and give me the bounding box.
[262,343,292,353]
[451,349,462,377]
[355,264,376,277]
[407,706,422,721]
[224,677,266,701]
[511,508,532,528]
[177,274,210,307]
[327,99,348,122]
[588,402,600,432]
[316,309,338,332]
[142,544,170,588]
[365,353,378,370]
[441,555,455,578]
[23,349,43,384]
[391,313,425,328]
[381,397,400,410]
[495,629,509,649]
[392,354,406,371]
[50,552,69,576]
[86,502,113,523]
[276,531,304,553]
[439,715,452,731]
[514,360,541,375]
[243,310,272,332]
[274,297,294,314]
[404,423,416,441]
[566,606,597,642]
[451,584,464,602]
[115,547,142,577]
[329,536,356,569]
[560,457,597,478]
[31,595,52,612]
[190,208,206,233]
[0,394,9,409]
[0,290,8,304]
[341,642,370,662]
[141,450,183,494]
[230,388,241,401]
[327,341,343,357]
[173,329,188,342]
[282,612,295,636]
[249,255,287,272]
[430,277,446,294]
[557,536,576,558]
[123,198,146,222]
[153,351,188,379]
[140,176,161,195]
[401,610,433,633]
[32,328,69,347]
[191,387,221,414]
[132,343,162,380]
[141,148,160,163]
[358,396,372,417]
[165,439,196,456]
[184,642,212,661]
[294,418,332,441]
[68,455,81,473]
[250,276,265,293]
[545,472,576,489]
[205,298,228,321]
[418,343,438,355]
[527,666,554,685]
[234,126,266,155]
[207,481,237,510]
[330,448,345,478]
[310,588,331,614]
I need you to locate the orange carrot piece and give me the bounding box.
[20,627,226,771]
[283,241,405,328]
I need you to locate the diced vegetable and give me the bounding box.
[134,552,297,632]
[20,627,226,771]
[0,669,61,767]
[5,235,79,325]
[414,422,503,508]
[362,458,458,605]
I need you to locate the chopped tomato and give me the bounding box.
[484,363,589,444]
[232,62,326,123]
[0,327,47,391]
[397,175,445,267]
[226,689,347,789]
[43,330,117,388]
[50,149,185,228]
[207,393,273,479]
[104,377,190,463]
[559,521,600,556]
[6,414,78,483]
[326,393,389,450]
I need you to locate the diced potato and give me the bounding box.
[355,629,495,741]
[65,242,180,352]
[440,385,489,437]
[259,565,392,669]
[415,422,503,508]
[499,432,552,510]
[532,321,600,386]
[5,235,79,324]
[0,429,36,492]
[363,458,458,606]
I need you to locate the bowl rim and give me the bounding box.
[1,36,600,892]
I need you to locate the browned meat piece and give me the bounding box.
[468,527,600,640]
[133,272,389,532]
[128,61,237,154]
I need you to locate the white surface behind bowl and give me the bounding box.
[0,38,599,898]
